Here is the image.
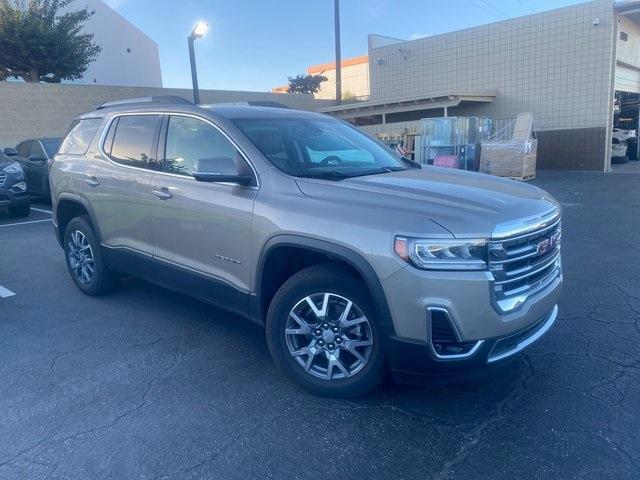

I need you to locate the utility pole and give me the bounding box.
[334,0,342,105]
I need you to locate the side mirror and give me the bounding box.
[28,154,47,162]
[192,157,253,185]
[3,147,17,157]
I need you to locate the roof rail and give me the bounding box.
[96,95,194,110]
[203,101,291,109]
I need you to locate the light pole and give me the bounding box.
[334,0,342,105]
[188,21,209,104]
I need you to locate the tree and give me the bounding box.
[0,0,101,83]
[287,74,328,94]
[342,89,355,101]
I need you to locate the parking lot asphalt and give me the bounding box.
[1,172,639,480]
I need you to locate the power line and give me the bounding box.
[466,0,506,20]
[476,0,509,18]
[515,0,537,13]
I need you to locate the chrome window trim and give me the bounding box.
[427,306,484,360]
[36,139,47,158]
[96,111,260,189]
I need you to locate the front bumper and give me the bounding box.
[380,255,562,382]
[0,189,30,208]
[385,305,558,384]
[382,259,562,342]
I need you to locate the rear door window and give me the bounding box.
[59,118,103,155]
[31,141,46,158]
[108,115,161,170]
[16,141,30,157]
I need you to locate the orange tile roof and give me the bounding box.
[308,55,368,75]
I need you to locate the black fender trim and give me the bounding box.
[254,235,394,328]
[54,192,103,246]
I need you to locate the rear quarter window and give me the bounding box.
[59,118,103,155]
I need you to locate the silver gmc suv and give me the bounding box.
[50,97,562,397]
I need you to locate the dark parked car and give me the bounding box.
[0,150,30,217]
[9,137,61,200]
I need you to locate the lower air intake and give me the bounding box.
[429,309,480,358]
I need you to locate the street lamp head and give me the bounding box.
[191,22,209,39]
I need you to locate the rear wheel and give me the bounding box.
[266,264,385,397]
[64,216,114,296]
[8,203,30,218]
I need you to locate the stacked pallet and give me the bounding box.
[480,113,537,181]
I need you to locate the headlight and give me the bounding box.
[394,236,488,271]
[3,162,23,174]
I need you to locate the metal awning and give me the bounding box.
[616,1,640,23]
[319,91,497,119]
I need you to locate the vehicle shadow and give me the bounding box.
[112,275,533,421]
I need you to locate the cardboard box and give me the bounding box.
[480,113,537,180]
[480,140,537,180]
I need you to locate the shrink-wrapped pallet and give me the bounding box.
[480,113,537,180]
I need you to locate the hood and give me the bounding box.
[0,158,15,170]
[295,167,559,238]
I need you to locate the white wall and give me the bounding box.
[616,15,640,68]
[313,62,370,100]
[66,0,162,87]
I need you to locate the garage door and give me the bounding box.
[615,63,640,93]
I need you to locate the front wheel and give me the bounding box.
[266,264,385,397]
[63,216,114,296]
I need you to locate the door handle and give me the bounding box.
[86,176,100,187]
[151,187,172,199]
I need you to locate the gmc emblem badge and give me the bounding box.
[537,232,560,255]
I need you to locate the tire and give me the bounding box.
[8,203,30,218]
[266,264,385,397]
[63,216,114,296]
[611,155,629,164]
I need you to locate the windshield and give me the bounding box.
[42,139,61,158]
[232,117,408,179]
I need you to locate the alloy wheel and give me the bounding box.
[284,292,374,381]
[67,230,95,284]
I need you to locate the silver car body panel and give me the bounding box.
[50,104,563,367]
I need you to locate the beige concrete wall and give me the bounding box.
[368,0,616,132]
[314,62,370,100]
[0,82,333,147]
[616,15,640,68]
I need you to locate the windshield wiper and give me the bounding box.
[401,156,422,169]
[297,171,351,181]
[350,166,407,177]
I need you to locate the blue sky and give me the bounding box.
[105,0,586,92]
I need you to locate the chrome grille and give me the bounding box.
[489,216,562,313]
[0,172,6,187]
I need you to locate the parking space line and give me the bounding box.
[0,286,16,298]
[31,207,52,214]
[0,219,52,228]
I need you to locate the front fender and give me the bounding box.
[254,234,394,328]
